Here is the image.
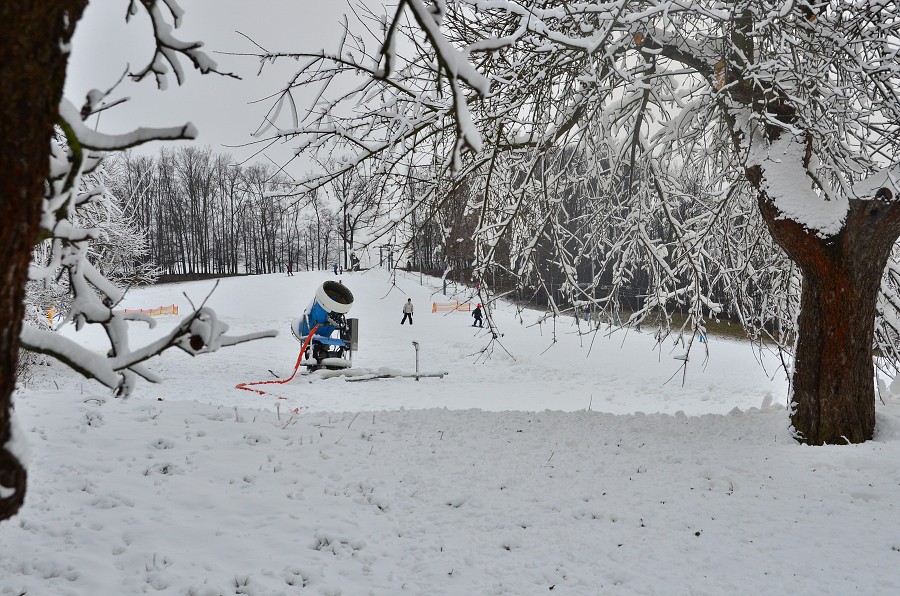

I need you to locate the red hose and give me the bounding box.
[236,324,321,396]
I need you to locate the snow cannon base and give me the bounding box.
[313,357,352,369]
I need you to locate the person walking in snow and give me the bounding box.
[333,263,339,275]
[401,298,414,325]
[472,303,484,328]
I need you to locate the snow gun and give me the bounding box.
[290,281,358,371]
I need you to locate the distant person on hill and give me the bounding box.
[472,303,484,328]
[332,263,338,275]
[287,264,293,276]
[401,298,414,325]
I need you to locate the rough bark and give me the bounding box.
[756,182,900,444]
[0,1,87,522]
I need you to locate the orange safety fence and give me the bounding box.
[432,301,471,313]
[118,304,179,317]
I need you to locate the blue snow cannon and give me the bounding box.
[291,281,358,370]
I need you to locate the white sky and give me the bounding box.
[65,0,359,173]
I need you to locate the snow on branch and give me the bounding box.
[59,99,196,151]
[852,164,900,201]
[384,0,491,170]
[262,0,900,369]
[19,5,275,396]
[26,112,278,394]
[21,306,275,394]
[747,133,848,238]
[127,0,238,90]
[27,134,279,394]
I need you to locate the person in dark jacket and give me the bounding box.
[472,303,484,327]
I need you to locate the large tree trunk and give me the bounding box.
[0,1,87,522]
[758,190,900,444]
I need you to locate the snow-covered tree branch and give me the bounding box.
[259,1,899,445]
[0,0,271,522]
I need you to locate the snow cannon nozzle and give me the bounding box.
[315,281,354,318]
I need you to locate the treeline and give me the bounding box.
[400,147,760,318]
[106,145,687,317]
[108,146,475,282]
[109,147,341,277]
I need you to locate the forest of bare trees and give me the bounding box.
[110,147,345,278]
[109,146,498,283]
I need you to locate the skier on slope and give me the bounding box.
[401,298,414,325]
[472,303,484,328]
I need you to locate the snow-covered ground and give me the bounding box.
[3,269,900,595]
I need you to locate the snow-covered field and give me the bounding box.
[3,269,900,595]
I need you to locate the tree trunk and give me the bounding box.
[758,189,900,444]
[0,1,87,522]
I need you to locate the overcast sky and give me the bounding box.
[65,0,362,174]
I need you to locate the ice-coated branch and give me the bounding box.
[21,25,274,396]
[127,0,238,89]
[384,0,491,170]
[264,0,900,372]
[21,308,277,394]
[59,98,197,151]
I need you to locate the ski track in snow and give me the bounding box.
[4,269,900,595]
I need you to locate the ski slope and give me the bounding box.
[4,269,900,595]
[48,268,788,414]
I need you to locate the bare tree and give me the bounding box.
[248,1,900,445]
[324,160,386,270]
[113,148,311,277]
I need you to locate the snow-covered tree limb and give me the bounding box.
[21,1,275,398]
[256,1,900,443]
[126,0,238,89]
